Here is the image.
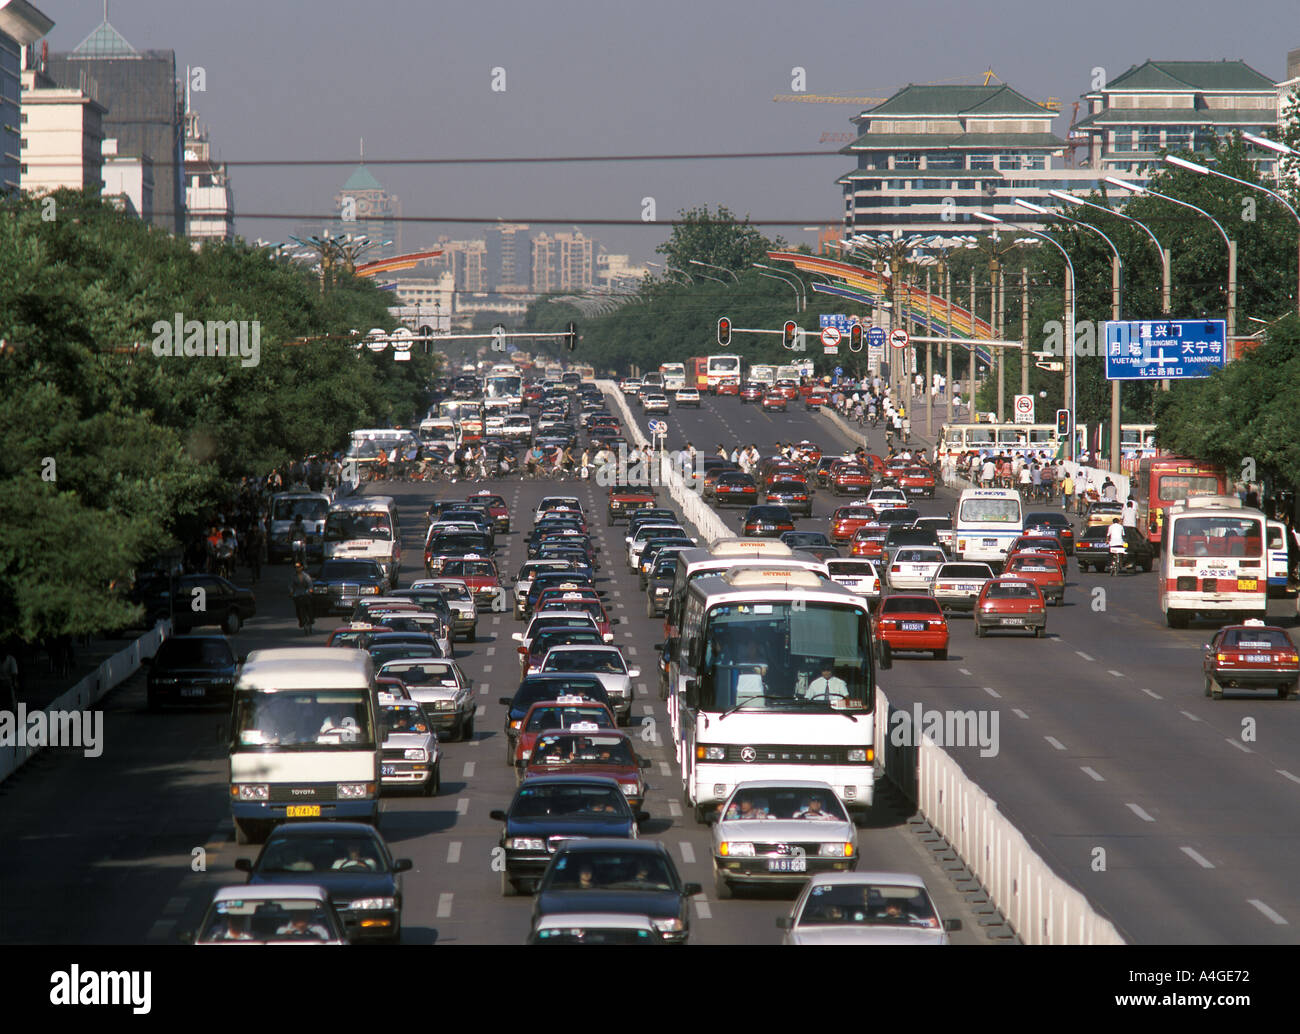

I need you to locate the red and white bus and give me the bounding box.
[705,354,741,392]
[687,357,709,390]
[1134,456,1228,546]
[1160,496,1266,628]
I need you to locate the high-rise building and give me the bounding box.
[485,222,531,291]
[531,232,558,293]
[532,229,595,292]
[45,14,185,234]
[0,0,55,196]
[101,135,150,219]
[430,237,488,292]
[184,107,232,241]
[333,155,400,260]
[19,63,104,195]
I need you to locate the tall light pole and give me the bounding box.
[753,266,804,314]
[1165,152,1300,317]
[964,231,1026,422]
[647,261,693,288]
[1049,190,1171,315]
[1017,198,1125,469]
[689,259,741,283]
[975,211,1076,457]
[753,263,805,311]
[1106,176,1237,345]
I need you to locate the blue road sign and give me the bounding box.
[834,366,843,376]
[1104,320,1226,380]
[819,314,861,334]
[867,327,887,349]
[648,419,668,436]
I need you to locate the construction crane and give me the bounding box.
[772,94,887,104]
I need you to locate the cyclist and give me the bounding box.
[290,562,314,634]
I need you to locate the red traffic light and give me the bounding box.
[717,317,731,347]
[849,324,863,352]
[783,320,798,347]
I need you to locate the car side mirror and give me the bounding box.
[775,916,792,930]
[683,882,703,897]
[511,632,524,642]
[636,810,651,825]
[638,757,651,770]
[499,696,513,707]
[878,642,892,671]
[944,918,963,932]
[234,858,253,873]
[609,617,620,626]
[393,858,414,873]
[684,678,699,708]
[489,809,507,821]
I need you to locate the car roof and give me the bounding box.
[731,778,841,792]
[210,884,331,903]
[553,838,667,854]
[514,773,624,789]
[262,821,381,838]
[802,871,929,889]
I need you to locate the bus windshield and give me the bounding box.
[959,498,1021,524]
[272,497,329,522]
[1158,475,1221,503]
[697,601,873,713]
[485,376,522,399]
[233,690,375,749]
[325,512,393,542]
[1171,516,1263,558]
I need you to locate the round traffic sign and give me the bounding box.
[867,327,886,346]
[648,419,668,435]
[889,329,910,349]
[1014,395,1033,415]
[820,326,841,347]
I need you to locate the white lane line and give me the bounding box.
[694,895,712,920]
[669,800,682,817]
[146,919,175,941]
[1180,710,1201,722]
[1248,899,1288,925]
[1108,669,1125,678]
[163,896,188,917]
[1141,688,1162,700]
[482,665,493,673]
[492,616,500,625]
[1126,803,1156,822]
[1080,766,1104,782]
[958,668,972,676]
[1045,736,1066,751]
[486,647,495,656]
[437,893,454,919]
[457,798,469,815]
[679,841,696,864]
[480,684,489,695]
[475,705,485,717]
[1181,846,1214,869]
[447,842,462,864]
[1011,708,1029,720]
[1076,651,1095,661]
[982,686,1001,699]
[1226,738,1253,754]
[627,646,638,656]
[1278,770,1300,784]
[658,761,671,776]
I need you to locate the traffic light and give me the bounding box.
[1056,409,1071,438]
[783,320,798,348]
[849,324,863,352]
[717,316,731,347]
[566,321,578,351]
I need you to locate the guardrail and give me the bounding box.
[0,621,169,785]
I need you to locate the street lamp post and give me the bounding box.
[688,259,741,283]
[1165,151,1300,317]
[753,263,805,312]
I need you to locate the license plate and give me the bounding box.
[1245,654,1273,663]
[982,538,997,547]
[768,858,807,873]
[179,687,205,697]
[1238,579,1258,590]
[381,765,396,776]
[1002,616,1024,625]
[286,805,321,818]
[901,621,924,631]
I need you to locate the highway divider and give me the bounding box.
[1,620,169,785]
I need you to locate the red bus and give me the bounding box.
[688,356,709,390]
[1133,456,1229,545]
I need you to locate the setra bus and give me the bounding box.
[1160,496,1267,628]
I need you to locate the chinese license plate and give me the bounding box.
[982,538,997,547]
[902,621,925,631]
[1002,616,1024,625]
[382,765,396,776]
[1237,579,1258,591]
[285,805,321,818]
[1244,654,1273,663]
[768,858,807,873]
[179,687,205,697]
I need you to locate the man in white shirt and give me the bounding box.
[804,660,848,701]
[981,458,996,487]
[1121,498,1138,529]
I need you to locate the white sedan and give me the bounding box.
[538,644,639,725]
[778,872,962,945]
[884,546,948,591]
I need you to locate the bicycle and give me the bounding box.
[1108,549,1133,576]
[293,595,314,635]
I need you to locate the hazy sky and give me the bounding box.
[44,0,1300,262]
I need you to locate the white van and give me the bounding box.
[324,496,402,590]
[228,648,379,844]
[267,492,331,564]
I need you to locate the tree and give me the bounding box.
[655,205,786,274]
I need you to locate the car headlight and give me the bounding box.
[620,782,638,795]
[506,837,545,851]
[510,720,521,730]
[431,700,456,711]
[404,748,427,761]
[235,784,268,801]
[720,841,755,857]
[696,745,725,761]
[846,748,868,762]
[651,918,684,933]
[363,586,380,595]
[819,842,854,857]
[520,750,531,760]
[311,584,327,594]
[337,782,374,799]
[348,897,395,910]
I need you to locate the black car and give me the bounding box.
[1075,524,1154,573]
[310,559,387,617]
[500,674,612,763]
[884,526,942,552]
[161,574,256,635]
[368,633,445,668]
[637,539,692,586]
[491,776,648,896]
[646,554,680,617]
[781,531,833,549]
[237,822,413,944]
[145,634,239,710]
[532,839,701,944]
[795,544,841,563]
[1024,511,1077,555]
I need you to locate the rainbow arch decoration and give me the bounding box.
[354,250,445,278]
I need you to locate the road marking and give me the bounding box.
[1226,738,1252,754]
[475,705,485,717]
[694,894,712,920]
[669,800,682,817]
[1181,846,1214,869]
[981,686,1001,699]
[1080,766,1104,782]
[627,646,638,656]
[486,647,495,656]
[1248,899,1288,925]
[1011,708,1029,720]
[1141,688,1162,700]
[680,841,696,864]
[447,841,462,864]
[437,893,454,918]
[1180,710,1201,722]
[659,761,671,776]
[482,665,493,673]
[1045,736,1066,751]
[492,616,500,625]
[480,684,489,695]
[958,668,972,676]
[1126,803,1155,822]
[163,896,188,917]
[1108,669,1125,678]
[1278,770,1300,785]
[1075,651,1095,661]
[457,798,469,815]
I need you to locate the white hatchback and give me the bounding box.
[884,546,947,591]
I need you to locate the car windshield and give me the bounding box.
[272,498,328,522]
[156,638,234,667]
[543,650,625,674]
[381,662,457,685]
[797,883,938,928]
[531,733,636,766]
[959,499,1021,523]
[1171,516,1264,558]
[540,599,601,619]
[879,597,941,615]
[986,582,1038,599]
[320,561,384,580]
[370,645,442,665]
[200,898,339,942]
[511,782,629,819]
[324,512,393,542]
[524,706,614,732]
[723,787,847,821]
[547,852,675,891]
[258,834,385,873]
[232,690,374,749]
[515,679,607,708]
[533,631,603,654]
[442,560,496,578]
[1222,628,1292,649]
[381,704,430,735]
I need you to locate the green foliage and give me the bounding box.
[655,205,786,274]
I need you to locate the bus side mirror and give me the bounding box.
[878,642,892,671]
[684,678,699,708]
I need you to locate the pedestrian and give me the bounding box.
[1060,470,1075,512]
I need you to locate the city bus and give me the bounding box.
[671,568,882,823]
[1160,496,1267,628]
[938,423,1060,459]
[705,354,742,392]
[748,364,777,388]
[954,487,1023,569]
[687,357,709,390]
[1133,456,1228,545]
[228,648,379,845]
[483,369,523,412]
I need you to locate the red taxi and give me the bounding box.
[1203,621,1300,700]
[804,390,830,411]
[832,463,874,496]
[438,555,504,613]
[761,392,788,413]
[520,727,649,809]
[791,441,822,467]
[759,460,807,490]
[716,378,740,397]
[465,491,511,534]
[607,486,657,525]
[740,384,764,404]
[327,622,385,648]
[774,380,800,401]
[535,589,614,640]
[1005,535,1067,575]
[850,524,889,559]
[513,698,618,767]
[874,595,949,660]
[974,578,1047,638]
[897,466,936,499]
[1003,554,1065,606]
[830,505,878,544]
